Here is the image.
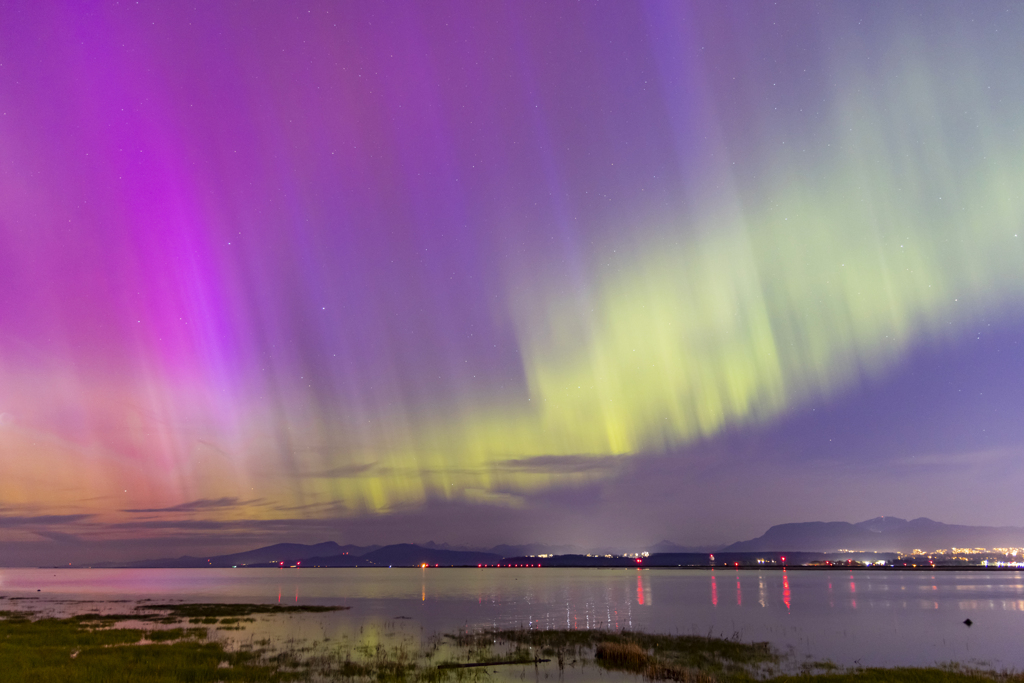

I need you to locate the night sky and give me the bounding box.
[2,2,1024,565]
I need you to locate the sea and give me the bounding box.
[1,567,1022,672]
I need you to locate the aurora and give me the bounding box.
[1,1,1023,564]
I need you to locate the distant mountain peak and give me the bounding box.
[725,517,1024,553]
[854,516,909,533]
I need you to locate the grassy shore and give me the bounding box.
[1,604,1021,682]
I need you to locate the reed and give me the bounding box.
[596,640,650,670]
[3,605,1024,682]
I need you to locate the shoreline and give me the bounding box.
[13,564,1024,571]
[1,601,1022,682]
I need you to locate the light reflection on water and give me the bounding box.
[1,568,1023,669]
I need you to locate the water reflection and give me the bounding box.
[4,568,1024,670]
[272,584,300,603]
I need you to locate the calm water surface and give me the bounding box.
[1,567,1023,670]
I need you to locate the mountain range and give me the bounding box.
[84,516,1024,568]
[724,517,1024,552]
[107,541,563,568]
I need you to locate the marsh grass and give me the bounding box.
[3,605,1024,682]
[0,613,287,683]
[596,641,649,670]
[459,629,1024,683]
[766,665,1024,682]
[144,627,209,642]
[0,606,486,683]
[458,627,777,680]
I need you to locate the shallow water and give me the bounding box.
[1,567,1023,670]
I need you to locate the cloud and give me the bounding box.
[122,497,262,513]
[109,519,244,530]
[461,488,524,507]
[108,517,340,531]
[268,500,353,514]
[0,514,93,527]
[32,530,84,543]
[300,463,378,479]
[891,447,1018,468]
[495,454,623,475]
